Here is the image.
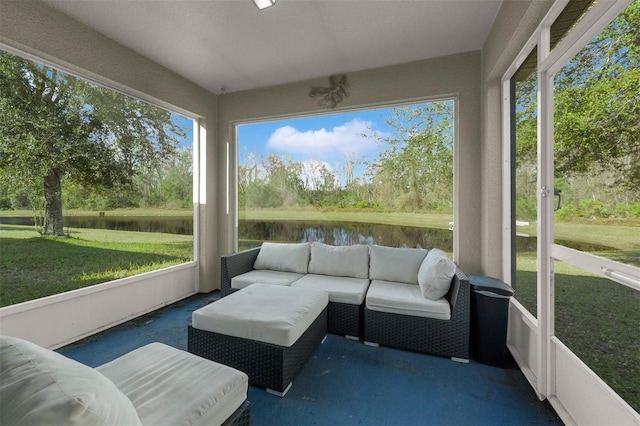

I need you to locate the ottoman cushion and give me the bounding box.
[97,343,248,426]
[192,284,328,347]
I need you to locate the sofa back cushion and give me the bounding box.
[369,245,428,285]
[418,248,457,300]
[308,242,369,278]
[253,242,310,273]
[0,335,141,426]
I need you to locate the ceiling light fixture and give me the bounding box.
[309,75,349,108]
[252,0,275,10]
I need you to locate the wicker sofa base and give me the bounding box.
[223,400,250,426]
[363,307,469,360]
[188,308,327,396]
[328,301,362,338]
[221,287,240,298]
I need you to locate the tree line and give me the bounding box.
[1,151,192,211]
[0,146,192,212]
[239,103,455,213]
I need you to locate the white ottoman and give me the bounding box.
[96,343,249,426]
[188,283,328,396]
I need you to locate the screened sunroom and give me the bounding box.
[0,0,638,424]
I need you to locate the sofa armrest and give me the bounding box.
[220,247,261,293]
[446,265,469,318]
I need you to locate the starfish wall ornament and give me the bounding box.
[309,74,349,108]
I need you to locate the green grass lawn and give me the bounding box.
[0,225,192,307]
[515,252,639,412]
[240,208,453,229]
[513,216,639,411]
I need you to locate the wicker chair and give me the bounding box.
[363,267,470,361]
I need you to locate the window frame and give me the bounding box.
[231,96,460,258]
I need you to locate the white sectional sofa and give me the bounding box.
[220,242,470,360]
[0,336,250,426]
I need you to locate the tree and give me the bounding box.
[260,154,304,207]
[364,102,454,211]
[162,149,193,208]
[0,51,184,234]
[516,1,640,195]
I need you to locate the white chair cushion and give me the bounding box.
[366,280,451,320]
[291,274,370,305]
[369,245,428,285]
[192,284,329,347]
[308,242,369,278]
[253,242,310,273]
[231,270,303,289]
[96,343,248,426]
[0,335,141,426]
[418,249,457,300]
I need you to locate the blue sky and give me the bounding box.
[172,114,195,148]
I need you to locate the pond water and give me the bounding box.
[239,220,453,249]
[0,216,194,235]
[0,216,614,252]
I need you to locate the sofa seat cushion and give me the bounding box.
[291,274,370,305]
[308,242,369,278]
[366,280,451,320]
[369,245,428,285]
[231,269,304,289]
[0,335,141,426]
[96,343,248,426]
[253,242,310,273]
[192,284,329,347]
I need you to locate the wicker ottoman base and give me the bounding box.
[223,400,250,426]
[188,308,327,396]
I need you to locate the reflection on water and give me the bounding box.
[239,220,453,249]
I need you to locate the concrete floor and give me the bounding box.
[59,292,562,425]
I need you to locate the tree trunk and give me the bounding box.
[43,169,64,235]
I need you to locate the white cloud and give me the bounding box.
[267,119,384,156]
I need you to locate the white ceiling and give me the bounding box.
[44,0,502,94]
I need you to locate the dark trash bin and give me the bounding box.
[469,276,514,367]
